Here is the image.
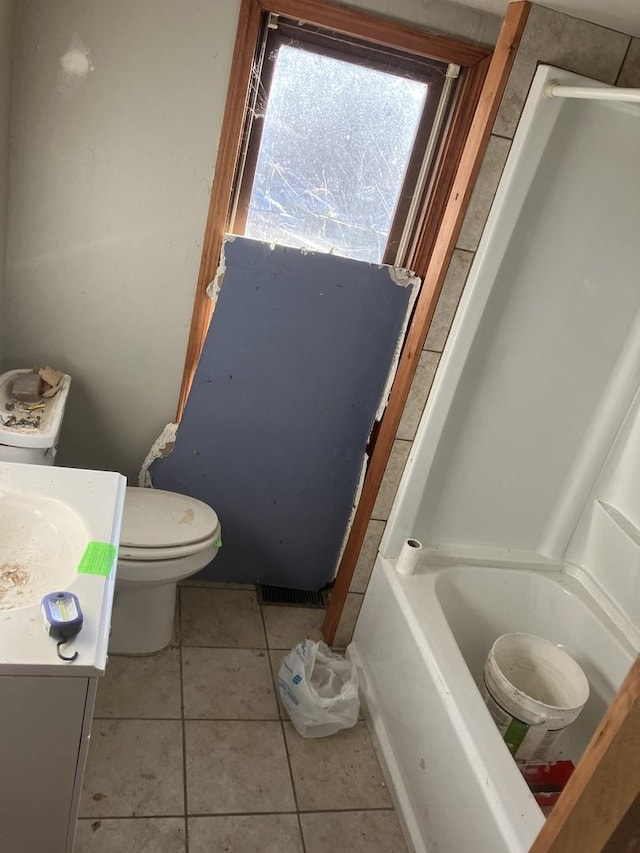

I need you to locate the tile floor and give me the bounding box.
[76,584,408,853]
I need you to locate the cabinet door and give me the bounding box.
[0,675,88,853]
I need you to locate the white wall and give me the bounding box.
[345,0,499,42]
[0,0,15,367]
[3,0,499,480]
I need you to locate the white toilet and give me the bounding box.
[0,368,71,464]
[108,487,221,654]
[0,368,221,656]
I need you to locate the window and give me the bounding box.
[177,0,492,420]
[231,17,456,265]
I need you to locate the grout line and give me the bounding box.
[268,649,287,722]
[113,643,297,653]
[281,703,308,852]
[257,597,271,662]
[186,810,300,818]
[182,716,281,722]
[180,643,275,650]
[614,36,633,86]
[260,602,307,853]
[488,130,515,142]
[179,583,257,591]
[448,245,477,256]
[189,806,397,817]
[92,716,183,722]
[77,806,396,821]
[296,806,397,814]
[78,815,189,821]
[93,716,283,722]
[178,588,190,853]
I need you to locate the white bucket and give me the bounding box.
[480,632,590,761]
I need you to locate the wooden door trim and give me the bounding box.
[321,1,531,642]
[176,0,263,420]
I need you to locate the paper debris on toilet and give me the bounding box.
[39,366,65,397]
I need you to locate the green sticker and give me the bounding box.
[215,534,223,548]
[78,541,117,577]
[504,717,530,756]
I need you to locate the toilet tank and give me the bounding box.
[0,369,71,465]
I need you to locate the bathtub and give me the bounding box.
[350,557,637,853]
[348,62,640,852]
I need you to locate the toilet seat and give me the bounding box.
[119,487,220,562]
[111,489,222,653]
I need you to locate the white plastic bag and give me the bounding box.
[278,639,360,738]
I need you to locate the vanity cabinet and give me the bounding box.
[0,675,99,852]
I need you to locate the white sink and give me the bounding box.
[0,460,126,675]
[0,461,126,853]
[0,493,90,610]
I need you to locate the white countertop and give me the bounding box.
[0,461,126,675]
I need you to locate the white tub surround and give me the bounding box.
[352,65,640,853]
[352,561,636,853]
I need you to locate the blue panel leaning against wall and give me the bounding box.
[150,236,415,589]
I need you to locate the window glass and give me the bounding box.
[244,44,428,264]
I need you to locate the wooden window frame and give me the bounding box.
[177,0,493,420]
[177,0,530,640]
[231,17,452,265]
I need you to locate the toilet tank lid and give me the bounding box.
[121,487,219,549]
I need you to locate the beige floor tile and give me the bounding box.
[185,720,295,814]
[80,720,184,817]
[263,606,324,649]
[182,647,278,719]
[181,587,265,647]
[74,818,186,852]
[94,647,181,718]
[189,815,303,853]
[300,811,407,853]
[285,722,392,811]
